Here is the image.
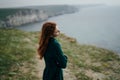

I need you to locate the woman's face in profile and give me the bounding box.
[53,26,60,37]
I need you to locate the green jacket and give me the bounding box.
[43,37,68,80]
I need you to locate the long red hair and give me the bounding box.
[37,22,56,59]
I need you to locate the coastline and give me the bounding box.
[0,5,78,28]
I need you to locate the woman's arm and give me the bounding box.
[54,41,68,68]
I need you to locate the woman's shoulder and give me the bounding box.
[49,37,60,46]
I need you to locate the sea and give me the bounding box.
[16,5,120,54]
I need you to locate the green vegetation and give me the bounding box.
[0,28,39,80]
[0,28,120,80]
[0,8,29,20]
[30,5,77,16]
[57,34,120,80]
[0,5,77,21]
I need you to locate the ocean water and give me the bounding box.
[16,6,120,54]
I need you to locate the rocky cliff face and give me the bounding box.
[0,9,48,27]
[0,5,78,28]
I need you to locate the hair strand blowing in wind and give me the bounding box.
[37,22,56,59]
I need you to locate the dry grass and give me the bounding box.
[0,28,120,80]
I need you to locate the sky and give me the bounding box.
[0,0,120,8]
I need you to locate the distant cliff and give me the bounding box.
[0,5,78,28]
[0,9,48,27]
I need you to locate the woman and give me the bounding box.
[37,22,68,80]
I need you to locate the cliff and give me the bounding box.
[0,9,48,27]
[0,5,78,28]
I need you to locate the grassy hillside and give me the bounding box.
[0,8,28,20]
[0,28,120,80]
[58,34,120,80]
[0,28,39,80]
[0,5,77,21]
[27,5,77,16]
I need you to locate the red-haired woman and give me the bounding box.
[37,22,68,80]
